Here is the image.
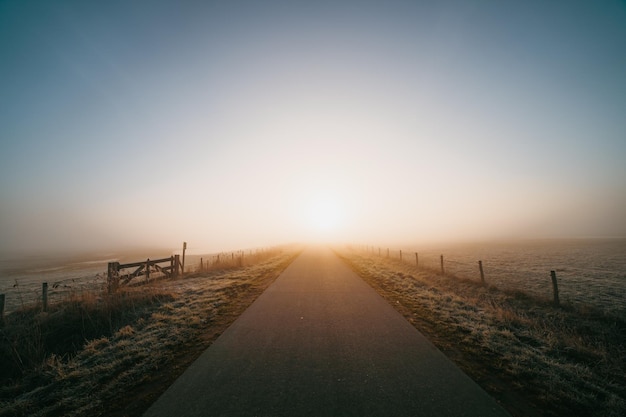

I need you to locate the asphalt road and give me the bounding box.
[143,247,510,417]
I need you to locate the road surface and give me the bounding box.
[143,247,510,417]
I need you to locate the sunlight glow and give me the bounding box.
[301,193,347,240]
[308,198,341,232]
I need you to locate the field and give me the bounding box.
[1,240,624,417]
[0,247,291,315]
[365,239,626,319]
[0,247,301,417]
[336,246,626,417]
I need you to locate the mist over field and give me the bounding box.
[1,0,625,256]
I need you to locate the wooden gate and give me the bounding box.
[107,255,180,293]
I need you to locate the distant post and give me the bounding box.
[399,250,403,262]
[478,260,485,284]
[182,242,187,274]
[42,282,48,312]
[415,252,419,267]
[0,293,5,325]
[550,271,560,306]
[440,255,444,275]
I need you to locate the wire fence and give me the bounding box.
[0,273,107,315]
[0,245,287,319]
[355,243,626,319]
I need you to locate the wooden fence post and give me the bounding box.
[182,242,187,274]
[170,256,175,277]
[108,261,120,293]
[440,255,444,275]
[42,282,48,312]
[478,260,485,284]
[415,252,419,267]
[0,293,5,325]
[175,255,181,277]
[200,257,203,272]
[550,270,560,306]
[399,250,402,262]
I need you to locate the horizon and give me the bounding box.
[1,0,625,255]
[2,236,626,262]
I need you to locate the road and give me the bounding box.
[143,247,510,417]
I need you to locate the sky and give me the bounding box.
[1,0,625,255]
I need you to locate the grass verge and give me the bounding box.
[336,248,626,417]
[0,247,301,417]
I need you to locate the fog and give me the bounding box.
[1,0,625,257]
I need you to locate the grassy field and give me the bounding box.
[336,247,626,417]
[0,247,301,417]
[363,239,626,319]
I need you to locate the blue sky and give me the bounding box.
[1,0,625,254]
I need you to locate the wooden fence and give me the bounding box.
[0,244,286,321]
[107,255,181,293]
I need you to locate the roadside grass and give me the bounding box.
[0,247,300,417]
[336,249,626,417]
[192,248,284,272]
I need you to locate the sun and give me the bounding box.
[305,195,344,235]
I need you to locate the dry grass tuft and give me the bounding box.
[0,288,173,384]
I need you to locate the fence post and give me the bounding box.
[108,261,120,293]
[478,260,485,284]
[182,242,187,274]
[174,255,181,277]
[415,252,419,267]
[108,262,114,293]
[440,255,444,275]
[550,270,560,306]
[0,293,5,325]
[399,250,402,262]
[42,282,48,312]
[200,257,203,272]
